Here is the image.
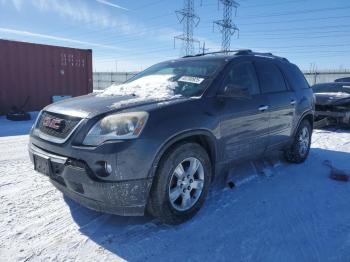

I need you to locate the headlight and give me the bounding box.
[83,111,149,146]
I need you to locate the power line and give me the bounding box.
[242,0,307,8]
[46,17,350,49]
[244,24,350,34]
[82,6,350,41]
[53,14,350,50]
[214,0,239,53]
[277,50,350,55]
[202,31,350,43]
[240,5,350,19]
[238,15,350,27]
[9,1,349,64]
[48,22,349,52]
[53,4,350,41]
[203,0,306,8]
[19,1,349,42]
[252,43,350,50]
[174,0,200,56]
[24,4,350,52]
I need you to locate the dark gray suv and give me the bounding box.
[29,50,314,224]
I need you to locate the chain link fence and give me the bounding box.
[93,71,350,90]
[304,70,350,85]
[93,72,138,90]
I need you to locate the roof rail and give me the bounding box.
[182,49,252,58]
[182,49,289,62]
[250,51,289,62]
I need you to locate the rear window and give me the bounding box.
[255,61,288,93]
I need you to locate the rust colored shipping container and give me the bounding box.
[0,39,93,115]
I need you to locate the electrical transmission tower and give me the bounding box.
[214,0,239,53]
[174,0,200,56]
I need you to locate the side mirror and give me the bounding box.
[218,84,251,99]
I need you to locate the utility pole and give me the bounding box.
[214,0,239,53]
[174,0,200,56]
[200,41,209,55]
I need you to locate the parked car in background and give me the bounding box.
[312,82,350,126]
[28,50,314,224]
[335,77,350,83]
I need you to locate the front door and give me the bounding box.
[218,61,270,162]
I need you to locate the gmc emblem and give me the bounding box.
[42,116,64,131]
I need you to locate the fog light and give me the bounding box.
[105,162,113,174]
[95,161,113,177]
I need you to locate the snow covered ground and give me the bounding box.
[0,115,350,262]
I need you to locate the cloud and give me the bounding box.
[2,0,22,10]
[95,0,128,11]
[1,0,181,43]
[0,27,125,50]
[2,0,135,34]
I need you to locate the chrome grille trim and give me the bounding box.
[33,117,84,144]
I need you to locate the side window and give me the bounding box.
[287,64,310,90]
[255,61,288,93]
[222,62,259,95]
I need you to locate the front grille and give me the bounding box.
[37,111,82,139]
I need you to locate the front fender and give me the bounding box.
[147,129,218,179]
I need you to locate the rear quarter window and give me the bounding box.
[284,64,310,90]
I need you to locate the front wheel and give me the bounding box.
[147,143,212,224]
[284,120,312,163]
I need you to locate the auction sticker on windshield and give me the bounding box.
[178,76,204,84]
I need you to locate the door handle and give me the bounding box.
[258,105,269,111]
[290,100,296,105]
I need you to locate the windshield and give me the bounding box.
[312,83,350,94]
[101,59,224,99]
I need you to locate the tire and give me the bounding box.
[147,142,212,224]
[284,120,312,163]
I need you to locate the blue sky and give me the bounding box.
[1,0,350,72]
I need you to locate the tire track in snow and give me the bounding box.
[1,130,350,261]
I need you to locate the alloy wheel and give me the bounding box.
[298,126,310,157]
[168,157,205,211]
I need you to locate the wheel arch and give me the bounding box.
[294,110,314,136]
[147,129,218,181]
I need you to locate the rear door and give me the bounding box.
[218,60,270,161]
[254,59,297,147]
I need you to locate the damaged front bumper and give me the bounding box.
[29,143,152,216]
[314,92,350,127]
[315,110,350,127]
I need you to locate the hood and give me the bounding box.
[44,93,184,118]
[315,92,350,106]
[45,74,194,118]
